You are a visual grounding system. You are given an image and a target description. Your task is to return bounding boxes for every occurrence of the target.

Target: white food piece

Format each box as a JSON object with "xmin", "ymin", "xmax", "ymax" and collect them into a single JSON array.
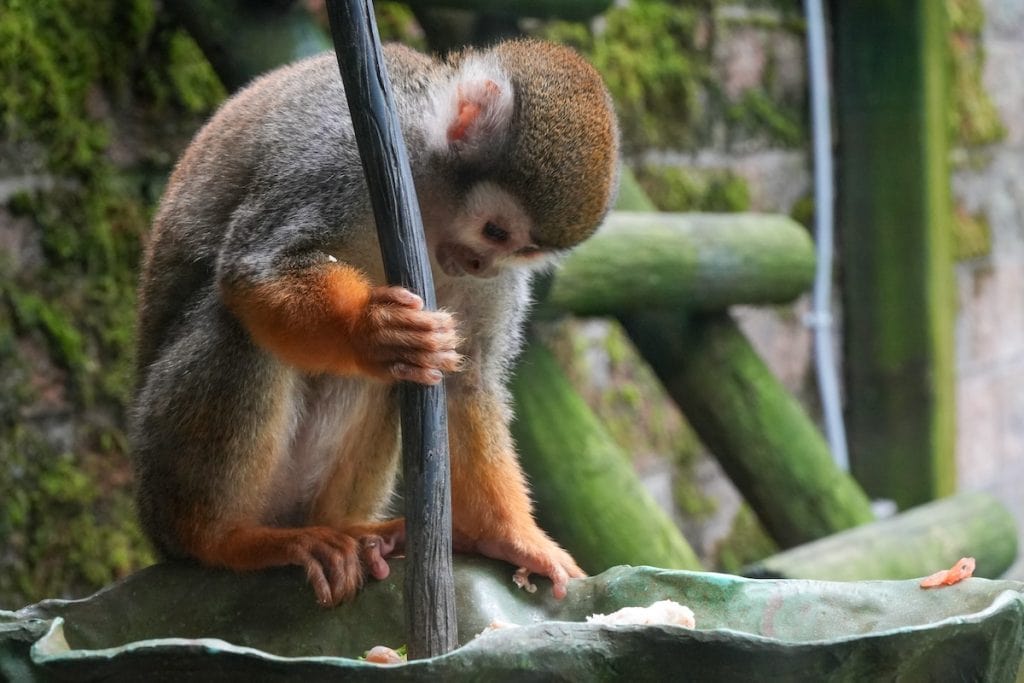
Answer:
[
  {"xmin": 512, "ymin": 567, "xmax": 538, "ymax": 593},
  {"xmin": 586, "ymin": 600, "xmax": 695, "ymax": 629},
  {"xmin": 476, "ymin": 620, "xmax": 520, "ymax": 638}
]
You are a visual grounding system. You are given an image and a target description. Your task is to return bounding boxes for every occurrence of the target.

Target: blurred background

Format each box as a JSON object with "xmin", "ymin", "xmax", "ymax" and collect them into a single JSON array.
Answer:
[{"xmin": 2, "ymin": 0, "xmax": 1023, "ymax": 607}]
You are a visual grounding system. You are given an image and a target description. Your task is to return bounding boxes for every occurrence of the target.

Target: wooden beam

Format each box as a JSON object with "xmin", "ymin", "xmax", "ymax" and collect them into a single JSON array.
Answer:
[
  {"xmin": 510, "ymin": 344, "xmax": 702, "ymax": 573},
  {"xmin": 622, "ymin": 312, "xmax": 875, "ymax": 549},
  {"xmin": 544, "ymin": 212, "xmax": 815, "ymax": 315},
  {"xmin": 833, "ymin": 1, "xmax": 956, "ymax": 507},
  {"xmin": 743, "ymin": 492, "xmax": 1018, "ymax": 581}
]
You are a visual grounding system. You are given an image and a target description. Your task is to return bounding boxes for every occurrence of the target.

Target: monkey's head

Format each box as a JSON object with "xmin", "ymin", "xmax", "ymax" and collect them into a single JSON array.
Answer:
[{"xmin": 425, "ymin": 39, "xmax": 619, "ymax": 278}]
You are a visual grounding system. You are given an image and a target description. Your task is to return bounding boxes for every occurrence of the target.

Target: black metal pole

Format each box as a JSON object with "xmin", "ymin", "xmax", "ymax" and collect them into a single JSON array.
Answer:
[{"xmin": 324, "ymin": 0, "xmax": 457, "ymax": 658}]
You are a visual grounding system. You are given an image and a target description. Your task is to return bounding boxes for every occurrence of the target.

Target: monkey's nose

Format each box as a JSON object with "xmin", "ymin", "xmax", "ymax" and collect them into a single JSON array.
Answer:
[{"xmin": 459, "ymin": 252, "xmax": 496, "ymax": 277}]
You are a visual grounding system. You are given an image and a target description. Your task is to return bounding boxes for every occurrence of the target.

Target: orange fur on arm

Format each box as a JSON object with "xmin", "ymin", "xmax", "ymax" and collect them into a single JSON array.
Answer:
[{"xmin": 222, "ymin": 264, "xmax": 371, "ymax": 374}]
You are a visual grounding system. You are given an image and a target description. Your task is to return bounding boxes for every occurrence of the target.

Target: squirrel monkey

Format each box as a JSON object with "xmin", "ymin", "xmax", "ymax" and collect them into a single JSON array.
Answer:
[{"xmin": 131, "ymin": 39, "xmax": 619, "ymax": 606}]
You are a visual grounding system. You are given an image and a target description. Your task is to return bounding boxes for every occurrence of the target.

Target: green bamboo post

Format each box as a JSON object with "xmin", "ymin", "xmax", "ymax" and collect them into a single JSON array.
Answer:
[
  {"xmin": 544, "ymin": 212, "xmax": 815, "ymax": 315},
  {"xmin": 510, "ymin": 344, "xmax": 702, "ymax": 573},
  {"xmin": 833, "ymin": 1, "xmax": 956, "ymax": 508},
  {"xmin": 539, "ymin": 211, "xmax": 871, "ymax": 548},
  {"xmin": 743, "ymin": 492, "xmax": 1017, "ymax": 581},
  {"xmin": 621, "ymin": 312, "xmax": 875, "ymax": 548}
]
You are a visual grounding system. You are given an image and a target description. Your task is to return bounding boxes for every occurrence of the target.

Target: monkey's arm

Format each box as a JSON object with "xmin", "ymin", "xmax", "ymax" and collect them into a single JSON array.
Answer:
[
  {"xmin": 216, "ymin": 203, "xmax": 461, "ymax": 385},
  {"xmin": 447, "ymin": 383, "xmax": 585, "ymax": 599}
]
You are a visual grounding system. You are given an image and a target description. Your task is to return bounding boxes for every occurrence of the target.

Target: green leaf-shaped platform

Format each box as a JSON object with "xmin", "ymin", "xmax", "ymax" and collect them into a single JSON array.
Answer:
[{"xmin": 3, "ymin": 558, "xmax": 1022, "ymax": 681}]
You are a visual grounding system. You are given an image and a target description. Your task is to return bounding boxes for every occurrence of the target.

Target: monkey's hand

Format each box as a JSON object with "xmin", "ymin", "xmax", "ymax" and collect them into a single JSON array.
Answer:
[
  {"xmin": 223, "ymin": 271, "xmax": 461, "ymax": 381},
  {"xmin": 462, "ymin": 530, "xmax": 586, "ymax": 600},
  {"xmin": 353, "ymin": 286, "xmax": 463, "ymax": 385}
]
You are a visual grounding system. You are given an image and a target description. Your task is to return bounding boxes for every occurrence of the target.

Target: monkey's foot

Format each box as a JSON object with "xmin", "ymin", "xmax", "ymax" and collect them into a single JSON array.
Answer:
[
  {"xmin": 340, "ymin": 518, "xmax": 406, "ymax": 582},
  {"xmin": 194, "ymin": 525, "xmax": 366, "ymax": 607},
  {"xmin": 472, "ymin": 534, "xmax": 585, "ymax": 600}
]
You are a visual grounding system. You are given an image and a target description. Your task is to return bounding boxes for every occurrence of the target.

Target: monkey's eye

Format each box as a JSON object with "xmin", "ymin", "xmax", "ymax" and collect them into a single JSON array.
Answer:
[{"xmin": 482, "ymin": 222, "xmax": 510, "ymax": 244}]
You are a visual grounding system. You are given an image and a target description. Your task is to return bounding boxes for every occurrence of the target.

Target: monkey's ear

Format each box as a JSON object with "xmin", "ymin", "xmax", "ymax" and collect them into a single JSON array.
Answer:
[{"xmin": 428, "ymin": 63, "xmax": 514, "ymax": 160}]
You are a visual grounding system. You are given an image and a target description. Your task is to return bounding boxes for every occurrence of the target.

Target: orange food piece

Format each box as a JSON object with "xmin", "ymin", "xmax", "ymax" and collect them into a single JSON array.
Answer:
[
  {"xmin": 919, "ymin": 557, "xmax": 976, "ymax": 588},
  {"xmin": 364, "ymin": 646, "xmax": 406, "ymax": 664}
]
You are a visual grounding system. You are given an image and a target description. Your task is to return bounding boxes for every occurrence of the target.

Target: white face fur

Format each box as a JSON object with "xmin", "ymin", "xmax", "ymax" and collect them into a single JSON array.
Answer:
[{"xmin": 432, "ymin": 182, "xmax": 556, "ymax": 279}]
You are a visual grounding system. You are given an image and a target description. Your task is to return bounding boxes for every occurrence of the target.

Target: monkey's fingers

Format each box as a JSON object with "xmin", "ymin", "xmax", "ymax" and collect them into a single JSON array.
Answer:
[
  {"xmin": 303, "ymin": 543, "xmax": 361, "ymax": 606},
  {"xmin": 359, "ymin": 537, "xmax": 392, "ymax": 580},
  {"xmin": 391, "ymin": 362, "xmax": 444, "ymax": 385},
  {"xmin": 369, "ymin": 305, "xmax": 459, "ymax": 336},
  {"xmin": 370, "ymin": 325, "xmax": 462, "ymax": 356},
  {"xmin": 280, "ymin": 528, "xmax": 364, "ymax": 607},
  {"xmin": 389, "ymin": 348, "xmax": 464, "ymax": 371},
  {"xmin": 369, "ymin": 286, "xmax": 424, "ymax": 310},
  {"xmin": 338, "ymin": 519, "xmax": 407, "ymax": 582}
]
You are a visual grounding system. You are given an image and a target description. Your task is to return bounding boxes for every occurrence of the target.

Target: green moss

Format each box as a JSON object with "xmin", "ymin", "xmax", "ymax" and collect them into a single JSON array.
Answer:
[
  {"xmin": 6, "ymin": 183, "xmax": 145, "ymax": 408},
  {"xmin": 1, "ymin": 0, "xmax": 138, "ymax": 172},
  {"xmin": 374, "ymin": 2, "xmax": 427, "ymax": 51},
  {"xmin": 540, "ymin": 1, "xmax": 810, "ymax": 153},
  {"xmin": 634, "ymin": 165, "xmax": 751, "ymax": 213},
  {"xmin": 0, "ymin": 426, "xmax": 154, "ymax": 606},
  {"xmin": 0, "ymin": 0, "xmax": 224, "ymax": 174},
  {"xmin": 952, "ymin": 204, "xmax": 992, "ymax": 260},
  {"xmin": 544, "ymin": 319, "xmax": 719, "ymax": 527},
  {"xmin": 947, "ymin": 0, "xmax": 985, "ymax": 35},
  {"xmin": 544, "ymin": 2, "xmax": 710, "ymax": 152},
  {"xmin": 1, "ymin": 180, "xmax": 152, "ymax": 606},
  {"xmin": 789, "ymin": 194, "xmax": 815, "ymax": 230},
  {"xmin": 725, "ymin": 88, "xmax": 803, "ymax": 147},
  {"xmin": 163, "ymin": 30, "xmax": 228, "ymax": 114},
  {"xmin": 947, "ymin": 0, "xmax": 1004, "ymax": 147},
  {"xmin": 713, "ymin": 505, "xmax": 778, "ymax": 573},
  {"xmin": 0, "ymin": 1, "xmax": 224, "ymax": 606},
  {"xmin": 614, "ymin": 167, "xmax": 658, "ymax": 212}
]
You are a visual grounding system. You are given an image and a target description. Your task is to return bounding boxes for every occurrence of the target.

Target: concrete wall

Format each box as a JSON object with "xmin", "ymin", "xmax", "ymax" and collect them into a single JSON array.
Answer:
[
  {"xmin": 952, "ymin": 1, "xmax": 1024, "ymax": 571},
  {"xmin": 659, "ymin": 2, "xmax": 1024, "ymax": 573}
]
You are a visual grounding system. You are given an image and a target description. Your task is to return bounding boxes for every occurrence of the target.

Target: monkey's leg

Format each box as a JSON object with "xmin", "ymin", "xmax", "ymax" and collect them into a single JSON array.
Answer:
[
  {"xmin": 447, "ymin": 388, "xmax": 585, "ymax": 599},
  {"xmin": 132, "ymin": 303, "xmax": 369, "ymax": 607},
  {"xmin": 308, "ymin": 382, "xmax": 406, "ymax": 582}
]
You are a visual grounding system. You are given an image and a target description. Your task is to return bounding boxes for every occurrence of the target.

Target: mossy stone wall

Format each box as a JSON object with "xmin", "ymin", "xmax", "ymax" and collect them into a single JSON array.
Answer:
[{"xmin": 0, "ymin": 0, "xmax": 223, "ymax": 607}]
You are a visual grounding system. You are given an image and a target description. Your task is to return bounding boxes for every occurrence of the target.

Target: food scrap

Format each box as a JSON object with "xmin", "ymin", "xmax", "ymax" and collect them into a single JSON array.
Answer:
[
  {"xmin": 363, "ymin": 645, "xmax": 407, "ymax": 664},
  {"xmin": 919, "ymin": 557, "xmax": 976, "ymax": 588},
  {"xmin": 586, "ymin": 600, "xmax": 696, "ymax": 629},
  {"xmin": 475, "ymin": 620, "xmax": 520, "ymax": 638},
  {"xmin": 512, "ymin": 567, "xmax": 538, "ymax": 593}
]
